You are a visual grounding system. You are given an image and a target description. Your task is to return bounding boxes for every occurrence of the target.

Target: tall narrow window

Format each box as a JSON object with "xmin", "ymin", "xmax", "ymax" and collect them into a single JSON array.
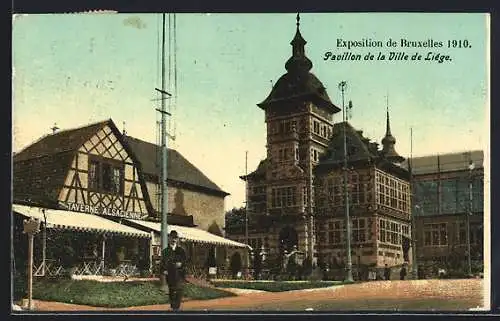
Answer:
[
  {"xmin": 102, "ymin": 163, "xmax": 113, "ymax": 192},
  {"xmin": 89, "ymin": 160, "xmax": 100, "ymax": 190},
  {"xmin": 113, "ymin": 167, "xmax": 123, "ymax": 194},
  {"xmin": 313, "ymin": 121, "xmax": 320, "ymax": 134}
]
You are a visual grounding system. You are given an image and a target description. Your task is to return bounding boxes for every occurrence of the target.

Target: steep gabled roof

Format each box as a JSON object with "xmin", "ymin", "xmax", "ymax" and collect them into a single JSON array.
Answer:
[
  {"xmin": 14, "ymin": 119, "xmax": 110, "ymax": 162},
  {"xmin": 122, "ymin": 136, "xmax": 229, "ymax": 197},
  {"xmin": 257, "ymin": 72, "xmax": 340, "ymax": 113},
  {"xmin": 240, "ymin": 158, "xmax": 268, "ymax": 181},
  {"xmin": 13, "ymin": 118, "xmax": 230, "ymax": 205},
  {"xmin": 13, "ymin": 119, "xmax": 114, "ymax": 204},
  {"xmin": 315, "ymin": 122, "xmax": 409, "ymax": 179},
  {"xmin": 14, "ymin": 151, "xmax": 75, "ymax": 205},
  {"xmin": 318, "ymin": 122, "xmax": 378, "ymax": 166}
]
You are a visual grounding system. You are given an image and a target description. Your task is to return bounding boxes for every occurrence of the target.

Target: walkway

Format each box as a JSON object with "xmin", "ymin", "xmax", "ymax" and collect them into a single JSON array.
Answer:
[{"xmin": 28, "ymin": 279, "xmax": 485, "ymax": 312}]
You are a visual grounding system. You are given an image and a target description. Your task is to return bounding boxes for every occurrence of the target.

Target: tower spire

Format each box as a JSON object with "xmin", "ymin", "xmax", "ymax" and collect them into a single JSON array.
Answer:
[
  {"xmin": 381, "ymin": 95, "xmax": 404, "ymax": 163},
  {"xmin": 385, "ymin": 94, "xmax": 392, "ymax": 137},
  {"xmin": 285, "ymin": 13, "xmax": 312, "ymax": 74}
]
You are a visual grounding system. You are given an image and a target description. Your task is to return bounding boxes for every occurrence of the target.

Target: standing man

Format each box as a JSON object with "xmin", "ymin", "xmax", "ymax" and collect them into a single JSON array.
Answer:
[
  {"xmin": 384, "ymin": 264, "xmax": 391, "ymax": 280},
  {"xmin": 400, "ymin": 263, "xmax": 407, "ymax": 280},
  {"xmin": 161, "ymin": 230, "xmax": 187, "ymax": 311}
]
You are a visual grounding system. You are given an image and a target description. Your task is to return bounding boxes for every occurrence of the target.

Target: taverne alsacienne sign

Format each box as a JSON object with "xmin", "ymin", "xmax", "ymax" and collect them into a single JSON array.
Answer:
[{"xmin": 60, "ymin": 202, "xmax": 147, "ymax": 220}]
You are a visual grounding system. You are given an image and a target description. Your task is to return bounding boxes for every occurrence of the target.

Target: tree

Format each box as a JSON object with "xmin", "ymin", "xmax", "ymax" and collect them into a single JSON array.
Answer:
[{"xmin": 225, "ymin": 207, "xmax": 246, "ymax": 230}]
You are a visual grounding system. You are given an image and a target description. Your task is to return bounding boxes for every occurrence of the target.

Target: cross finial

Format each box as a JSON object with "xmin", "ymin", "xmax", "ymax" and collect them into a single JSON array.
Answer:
[
  {"xmin": 51, "ymin": 123, "xmax": 59, "ymax": 134},
  {"xmin": 296, "ymin": 13, "xmax": 300, "ymax": 27}
]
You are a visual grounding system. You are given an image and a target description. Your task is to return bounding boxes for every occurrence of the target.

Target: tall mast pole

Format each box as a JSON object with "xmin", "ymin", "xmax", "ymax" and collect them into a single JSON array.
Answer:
[
  {"xmin": 245, "ymin": 151, "xmax": 249, "ymax": 246},
  {"xmin": 159, "ymin": 13, "xmax": 170, "ymax": 284},
  {"xmin": 410, "ymin": 128, "xmax": 418, "ymax": 279},
  {"xmin": 339, "ymin": 81, "xmax": 353, "ymax": 282}
]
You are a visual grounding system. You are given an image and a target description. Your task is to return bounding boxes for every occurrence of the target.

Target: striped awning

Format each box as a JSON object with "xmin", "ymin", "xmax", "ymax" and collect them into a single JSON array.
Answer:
[
  {"xmin": 126, "ymin": 219, "xmax": 250, "ymax": 249},
  {"xmin": 13, "ymin": 204, "xmax": 151, "ymax": 238}
]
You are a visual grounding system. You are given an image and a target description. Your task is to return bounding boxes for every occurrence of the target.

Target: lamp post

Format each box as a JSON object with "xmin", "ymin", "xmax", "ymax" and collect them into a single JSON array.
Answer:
[
  {"xmin": 23, "ymin": 218, "xmax": 41, "ymax": 310},
  {"xmin": 358, "ymin": 244, "xmax": 363, "ymax": 281},
  {"xmin": 412, "ymin": 204, "xmax": 420, "ymax": 279},
  {"xmin": 339, "ymin": 81, "xmax": 353, "ymax": 282},
  {"xmin": 466, "ymin": 159, "xmax": 474, "ymax": 276},
  {"xmin": 409, "ymin": 128, "xmax": 418, "ymax": 280}
]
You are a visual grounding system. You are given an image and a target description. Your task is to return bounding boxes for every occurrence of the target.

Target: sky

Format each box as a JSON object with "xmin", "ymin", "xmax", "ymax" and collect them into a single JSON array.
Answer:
[{"xmin": 12, "ymin": 13, "xmax": 489, "ymax": 211}]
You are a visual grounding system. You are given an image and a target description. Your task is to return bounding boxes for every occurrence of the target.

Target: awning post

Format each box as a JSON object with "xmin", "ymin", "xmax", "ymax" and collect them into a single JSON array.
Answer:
[
  {"xmin": 41, "ymin": 210, "xmax": 47, "ymax": 276},
  {"xmin": 149, "ymin": 231, "xmax": 154, "ymax": 273},
  {"xmin": 101, "ymin": 234, "xmax": 106, "ymax": 273}
]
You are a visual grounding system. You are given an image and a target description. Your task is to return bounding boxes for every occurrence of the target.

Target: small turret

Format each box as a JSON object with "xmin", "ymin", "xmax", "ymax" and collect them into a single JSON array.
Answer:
[{"xmin": 381, "ymin": 99, "xmax": 404, "ymax": 163}]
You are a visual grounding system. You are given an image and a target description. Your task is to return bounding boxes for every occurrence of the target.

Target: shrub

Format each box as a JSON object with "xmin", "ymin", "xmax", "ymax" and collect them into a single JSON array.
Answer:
[
  {"xmin": 212, "ymin": 280, "xmax": 342, "ymax": 292},
  {"xmin": 13, "ymin": 273, "xmax": 27, "ymax": 301},
  {"xmin": 30, "ymin": 279, "xmax": 235, "ymax": 308}
]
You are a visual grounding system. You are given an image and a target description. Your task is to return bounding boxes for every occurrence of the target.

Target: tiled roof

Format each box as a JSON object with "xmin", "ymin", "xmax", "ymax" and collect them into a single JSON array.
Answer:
[
  {"xmin": 241, "ymin": 158, "xmax": 268, "ymax": 180},
  {"xmin": 318, "ymin": 121, "xmax": 379, "ymax": 166},
  {"xmin": 13, "ymin": 151, "xmax": 75, "ymax": 204},
  {"xmin": 13, "ymin": 118, "xmax": 229, "ymax": 205},
  {"xmin": 13, "ymin": 119, "xmax": 112, "ymax": 204},
  {"xmin": 258, "ymin": 72, "xmax": 340, "ymax": 113},
  {"xmin": 14, "ymin": 119, "xmax": 109, "ymax": 162},
  {"xmin": 400, "ymin": 150, "xmax": 484, "ymax": 175},
  {"xmin": 122, "ymin": 136, "xmax": 229, "ymax": 196},
  {"xmin": 315, "ymin": 122, "xmax": 409, "ymax": 179}
]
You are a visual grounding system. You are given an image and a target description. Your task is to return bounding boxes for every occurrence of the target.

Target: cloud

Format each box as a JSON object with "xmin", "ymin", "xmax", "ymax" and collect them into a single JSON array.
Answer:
[{"xmin": 123, "ymin": 16, "xmax": 147, "ymax": 29}]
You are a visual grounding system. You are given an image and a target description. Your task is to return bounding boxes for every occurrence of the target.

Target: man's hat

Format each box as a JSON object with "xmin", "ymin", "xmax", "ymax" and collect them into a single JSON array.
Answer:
[{"xmin": 169, "ymin": 230, "xmax": 179, "ymax": 239}]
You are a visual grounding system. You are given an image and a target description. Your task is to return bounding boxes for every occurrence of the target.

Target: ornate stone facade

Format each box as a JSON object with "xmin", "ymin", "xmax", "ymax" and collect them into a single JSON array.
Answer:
[{"xmin": 227, "ymin": 15, "xmax": 413, "ymax": 271}]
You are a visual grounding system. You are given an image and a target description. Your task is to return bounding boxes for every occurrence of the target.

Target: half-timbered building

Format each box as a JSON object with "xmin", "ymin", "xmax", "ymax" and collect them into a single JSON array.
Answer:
[{"xmin": 13, "ymin": 119, "xmax": 248, "ymax": 279}]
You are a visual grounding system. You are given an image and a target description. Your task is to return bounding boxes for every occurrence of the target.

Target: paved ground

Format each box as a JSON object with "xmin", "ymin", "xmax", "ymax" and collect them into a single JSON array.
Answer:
[{"xmin": 28, "ymin": 279, "xmax": 485, "ymax": 312}]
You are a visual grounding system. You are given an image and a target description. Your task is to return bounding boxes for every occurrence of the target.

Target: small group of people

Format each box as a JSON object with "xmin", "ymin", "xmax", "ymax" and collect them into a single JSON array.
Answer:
[{"xmin": 384, "ymin": 263, "xmax": 407, "ymax": 280}]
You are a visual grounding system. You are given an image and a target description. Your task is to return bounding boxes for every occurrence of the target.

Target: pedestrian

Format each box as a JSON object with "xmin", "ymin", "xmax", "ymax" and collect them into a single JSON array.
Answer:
[
  {"xmin": 161, "ymin": 230, "xmax": 187, "ymax": 312},
  {"xmin": 400, "ymin": 264, "xmax": 407, "ymax": 280},
  {"xmin": 384, "ymin": 264, "xmax": 391, "ymax": 280}
]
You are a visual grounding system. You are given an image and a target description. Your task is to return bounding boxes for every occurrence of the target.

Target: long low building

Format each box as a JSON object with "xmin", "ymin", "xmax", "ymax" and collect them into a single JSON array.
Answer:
[
  {"xmin": 13, "ymin": 119, "xmax": 249, "ymax": 279},
  {"xmin": 402, "ymin": 150, "xmax": 484, "ymax": 276}
]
